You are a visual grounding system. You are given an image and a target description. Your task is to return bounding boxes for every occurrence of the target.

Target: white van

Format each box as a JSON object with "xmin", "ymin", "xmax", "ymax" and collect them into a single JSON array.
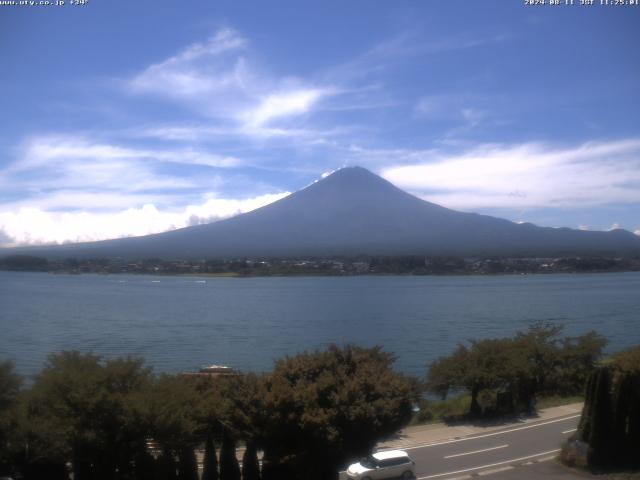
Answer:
[{"xmin": 346, "ymin": 449, "xmax": 415, "ymax": 479}]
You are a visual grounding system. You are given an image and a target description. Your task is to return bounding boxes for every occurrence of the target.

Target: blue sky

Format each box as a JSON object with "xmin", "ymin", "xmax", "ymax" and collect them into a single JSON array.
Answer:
[{"xmin": 1, "ymin": 0, "xmax": 639, "ymax": 246}]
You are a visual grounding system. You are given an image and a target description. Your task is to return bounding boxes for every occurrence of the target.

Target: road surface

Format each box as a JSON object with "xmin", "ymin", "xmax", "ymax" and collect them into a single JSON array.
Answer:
[{"xmin": 342, "ymin": 413, "xmax": 580, "ymax": 479}]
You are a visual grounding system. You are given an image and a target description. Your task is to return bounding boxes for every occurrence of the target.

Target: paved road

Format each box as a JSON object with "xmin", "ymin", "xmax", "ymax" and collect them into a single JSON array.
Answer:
[
  {"xmin": 343, "ymin": 413, "xmax": 580, "ymax": 479},
  {"xmin": 477, "ymin": 457, "xmax": 592, "ymax": 480},
  {"xmin": 398, "ymin": 414, "xmax": 578, "ymax": 479}
]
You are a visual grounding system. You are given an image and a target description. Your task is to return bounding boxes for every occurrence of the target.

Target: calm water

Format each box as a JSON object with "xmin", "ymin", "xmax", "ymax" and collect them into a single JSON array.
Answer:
[{"xmin": 1, "ymin": 271, "xmax": 639, "ymax": 379}]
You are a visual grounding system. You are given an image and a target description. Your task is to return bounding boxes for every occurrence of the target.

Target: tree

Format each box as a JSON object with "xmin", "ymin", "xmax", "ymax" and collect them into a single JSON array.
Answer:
[
  {"xmin": 0, "ymin": 361, "xmax": 22, "ymax": 476},
  {"xmin": 177, "ymin": 446, "xmax": 199, "ymax": 480},
  {"xmin": 465, "ymin": 338, "xmax": 517, "ymax": 415},
  {"xmin": 610, "ymin": 346, "xmax": 640, "ymax": 468},
  {"xmin": 241, "ymin": 442, "xmax": 261, "ymax": 480},
  {"xmin": 585, "ymin": 367, "xmax": 613, "ymax": 468},
  {"xmin": 133, "ymin": 450, "xmax": 156, "ymax": 480},
  {"xmin": 146, "ymin": 374, "xmax": 208, "ymax": 453},
  {"xmin": 551, "ymin": 331, "xmax": 607, "ymax": 396},
  {"xmin": 426, "ymin": 344, "xmax": 469, "ymax": 400},
  {"xmin": 156, "ymin": 448, "xmax": 178, "ymax": 480},
  {"xmin": 578, "ymin": 369, "xmax": 597, "ymax": 443},
  {"xmin": 427, "ymin": 323, "xmax": 606, "ymax": 417},
  {"xmin": 215, "ymin": 374, "xmax": 265, "ymax": 444},
  {"xmin": 24, "ymin": 351, "xmax": 152, "ymax": 479},
  {"xmin": 576, "ymin": 346, "xmax": 640, "ymax": 470},
  {"xmin": 219, "ymin": 429, "xmax": 241, "ymax": 480},
  {"xmin": 201, "ymin": 433, "xmax": 219, "ymax": 480},
  {"xmin": 427, "ymin": 339, "xmax": 516, "ymax": 416},
  {"xmin": 260, "ymin": 344, "xmax": 417, "ymax": 480}
]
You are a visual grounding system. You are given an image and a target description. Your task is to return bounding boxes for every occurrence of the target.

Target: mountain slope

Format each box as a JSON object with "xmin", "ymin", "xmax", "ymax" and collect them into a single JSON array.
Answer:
[{"xmin": 4, "ymin": 167, "xmax": 640, "ymax": 259}]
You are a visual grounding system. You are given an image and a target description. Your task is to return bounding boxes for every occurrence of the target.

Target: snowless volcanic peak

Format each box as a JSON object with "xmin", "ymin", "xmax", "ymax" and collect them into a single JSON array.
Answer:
[{"xmin": 4, "ymin": 167, "xmax": 640, "ymax": 259}]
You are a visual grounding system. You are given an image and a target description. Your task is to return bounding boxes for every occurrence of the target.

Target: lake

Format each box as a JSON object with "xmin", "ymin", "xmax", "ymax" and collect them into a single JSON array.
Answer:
[{"xmin": 1, "ymin": 271, "xmax": 639, "ymax": 379}]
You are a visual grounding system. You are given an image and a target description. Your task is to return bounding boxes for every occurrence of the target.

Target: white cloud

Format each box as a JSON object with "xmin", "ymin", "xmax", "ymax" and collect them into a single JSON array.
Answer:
[
  {"xmin": 324, "ymin": 31, "xmax": 509, "ymax": 85},
  {"xmin": 17, "ymin": 136, "xmax": 241, "ymax": 170},
  {"xmin": 635, "ymin": 229, "xmax": 640, "ymax": 236},
  {"xmin": 130, "ymin": 28, "xmax": 249, "ymax": 101},
  {"xmin": 0, "ymin": 135, "xmax": 250, "ymax": 216},
  {"xmin": 609, "ymin": 222, "xmax": 621, "ymax": 231},
  {"xmin": 241, "ymin": 88, "xmax": 327, "ymax": 128},
  {"xmin": 414, "ymin": 95, "xmax": 489, "ymax": 133},
  {"xmin": 378, "ymin": 139, "xmax": 640, "ymax": 210},
  {"xmin": 0, "ymin": 192, "xmax": 289, "ymax": 247},
  {"xmin": 127, "ymin": 28, "xmax": 340, "ymax": 141}
]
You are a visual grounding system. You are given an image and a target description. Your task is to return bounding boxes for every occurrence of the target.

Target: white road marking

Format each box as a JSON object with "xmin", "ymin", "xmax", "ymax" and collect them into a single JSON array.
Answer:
[
  {"xmin": 399, "ymin": 415, "xmax": 580, "ymax": 451},
  {"xmin": 416, "ymin": 449, "xmax": 560, "ymax": 479},
  {"xmin": 444, "ymin": 444, "xmax": 508, "ymax": 459},
  {"xmin": 477, "ymin": 465, "xmax": 513, "ymax": 476},
  {"xmin": 562, "ymin": 428, "xmax": 577, "ymax": 434},
  {"xmin": 535, "ymin": 455, "xmax": 558, "ymax": 463}
]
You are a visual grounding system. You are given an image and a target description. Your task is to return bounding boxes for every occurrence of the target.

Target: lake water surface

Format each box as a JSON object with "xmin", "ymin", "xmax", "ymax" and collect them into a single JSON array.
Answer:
[{"xmin": 1, "ymin": 271, "xmax": 639, "ymax": 378}]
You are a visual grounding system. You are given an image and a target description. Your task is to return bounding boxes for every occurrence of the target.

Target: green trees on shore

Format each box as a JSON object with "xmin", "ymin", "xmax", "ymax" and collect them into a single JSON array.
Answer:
[
  {"xmin": 0, "ymin": 345, "xmax": 416, "ymax": 480},
  {"xmin": 2, "ymin": 328, "xmax": 636, "ymax": 479},
  {"xmin": 258, "ymin": 345, "xmax": 417, "ymax": 480},
  {"xmin": 426, "ymin": 323, "xmax": 606, "ymax": 417}
]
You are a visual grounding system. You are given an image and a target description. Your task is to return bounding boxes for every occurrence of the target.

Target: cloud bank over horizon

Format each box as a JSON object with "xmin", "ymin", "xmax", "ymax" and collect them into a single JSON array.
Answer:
[{"xmin": 0, "ymin": 192, "xmax": 289, "ymax": 247}]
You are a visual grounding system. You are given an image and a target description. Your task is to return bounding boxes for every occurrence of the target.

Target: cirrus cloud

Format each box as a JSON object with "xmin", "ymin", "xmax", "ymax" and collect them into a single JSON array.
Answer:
[{"xmin": 379, "ymin": 139, "xmax": 640, "ymax": 210}]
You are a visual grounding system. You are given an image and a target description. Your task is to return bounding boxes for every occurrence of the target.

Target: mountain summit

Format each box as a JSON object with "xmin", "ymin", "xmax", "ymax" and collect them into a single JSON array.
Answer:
[{"xmin": 6, "ymin": 167, "xmax": 640, "ymax": 259}]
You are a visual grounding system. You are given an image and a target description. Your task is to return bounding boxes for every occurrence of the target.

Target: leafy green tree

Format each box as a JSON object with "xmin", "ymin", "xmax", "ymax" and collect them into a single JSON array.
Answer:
[
  {"xmin": 146, "ymin": 374, "xmax": 207, "ymax": 453},
  {"xmin": 550, "ymin": 331, "xmax": 606, "ymax": 395},
  {"xmin": 24, "ymin": 351, "xmax": 152, "ymax": 479},
  {"xmin": 427, "ymin": 323, "xmax": 606, "ymax": 416},
  {"xmin": 260, "ymin": 344, "xmax": 417, "ymax": 480},
  {"xmin": 426, "ymin": 344, "xmax": 469, "ymax": 400},
  {"xmin": 0, "ymin": 361, "xmax": 20, "ymax": 411},
  {"xmin": 215, "ymin": 374, "xmax": 265, "ymax": 443},
  {"xmin": 427, "ymin": 339, "xmax": 515, "ymax": 416},
  {"xmin": 0, "ymin": 361, "xmax": 22, "ymax": 475},
  {"xmin": 465, "ymin": 338, "xmax": 517, "ymax": 415}
]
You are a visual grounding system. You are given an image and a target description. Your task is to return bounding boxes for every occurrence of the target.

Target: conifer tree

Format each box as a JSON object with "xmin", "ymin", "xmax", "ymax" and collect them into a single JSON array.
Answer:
[
  {"xmin": 611, "ymin": 375, "xmax": 631, "ymax": 465},
  {"xmin": 157, "ymin": 449, "xmax": 178, "ymax": 480},
  {"xmin": 578, "ymin": 370, "xmax": 598, "ymax": 442},
  {"xmin": 586, "ymin": 368, "xmax": 613, "ymax": 468},
  {"xmin": 202, "ymin": 434, "xmax": 219, "ymax": 480},
  {"xmin": 219, "ymin": 430, "xmax": 241, "ymax": 480},
  {"xmin": 241, "ymin": 442, "xmax": 260, "ymax": 480},
  {"xmin": 133, "ymin": 450, "xmax": 156, "ymax": 480},
  {"xmin": 178, "ymin": 446, "xmax": 199, "ymax": 480}
]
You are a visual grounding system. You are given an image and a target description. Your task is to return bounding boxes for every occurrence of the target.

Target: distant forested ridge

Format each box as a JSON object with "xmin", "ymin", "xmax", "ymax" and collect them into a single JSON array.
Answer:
[{"xmin": 2, "ymin": 254, "xmax": 640, "ymax": 276}]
